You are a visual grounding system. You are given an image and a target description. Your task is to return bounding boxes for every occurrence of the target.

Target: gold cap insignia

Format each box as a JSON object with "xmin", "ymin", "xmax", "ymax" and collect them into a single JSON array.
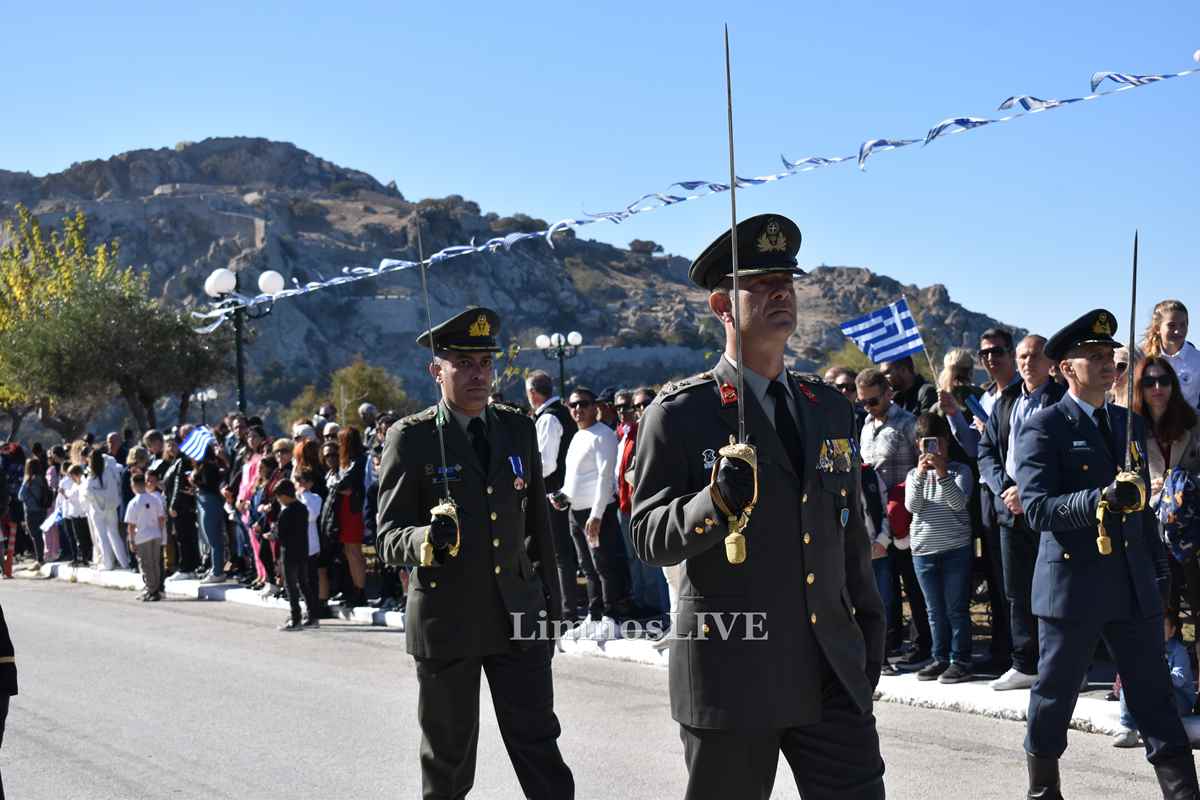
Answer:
[
  {"xmin": 1092, "ymin": 313, "xmax": 1113, "ymax": 336},
  {"xmin": 468, "ymin": 313, "xmax": 491, "ymax": 337},
  {"xmin": 756, "ymin": 218, "xmax": 788, "ymax": 253}
]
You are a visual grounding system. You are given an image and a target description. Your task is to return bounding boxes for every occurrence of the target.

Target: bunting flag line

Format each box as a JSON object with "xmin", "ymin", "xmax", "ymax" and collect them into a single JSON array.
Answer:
[{"xmin": 193, "ymin": 60, "xmax": 1198, "ymax": 331}]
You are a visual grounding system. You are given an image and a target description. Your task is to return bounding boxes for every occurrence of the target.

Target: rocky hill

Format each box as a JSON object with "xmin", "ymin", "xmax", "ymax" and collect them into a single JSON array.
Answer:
[{"xmin": 0, "ymin": 137, "xmax": 1018, "ymax": 407}]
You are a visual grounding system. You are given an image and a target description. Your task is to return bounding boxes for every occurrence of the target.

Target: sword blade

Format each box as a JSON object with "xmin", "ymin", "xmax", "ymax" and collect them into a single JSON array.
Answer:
[
  {"xmin": 415, "ymin": 215, "xmax": 454, "ymax": 502},
  {"xmin": 1124, "ymin": 230, "xmax": 1137, "ymax": 470},
  {"xmin": 724, "ymin": 24, "xmax": 747, "ymax": 444}
]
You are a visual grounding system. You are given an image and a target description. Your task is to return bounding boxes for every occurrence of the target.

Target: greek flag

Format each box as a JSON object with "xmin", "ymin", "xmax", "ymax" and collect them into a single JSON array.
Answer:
[
  {"xmin": 840, "ymin": 298, "xmax": 926, "ymax": 363},
  {"xmin": 180, "ymin": 426, "xmax": 217, "ymax": 461}
]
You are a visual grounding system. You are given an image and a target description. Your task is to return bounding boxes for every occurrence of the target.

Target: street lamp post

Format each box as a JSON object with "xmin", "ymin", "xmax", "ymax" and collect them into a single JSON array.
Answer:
[
  {"xmin": 534, "ymin": 331, "xmax": 583, "ymax": 399},
  {"xmin": 205, "ymin": 267, "xmax": 284, "ymax": 414},
  {"xmin": 190, "ymin": 388, "xmax": 219, "ymax": 425}
]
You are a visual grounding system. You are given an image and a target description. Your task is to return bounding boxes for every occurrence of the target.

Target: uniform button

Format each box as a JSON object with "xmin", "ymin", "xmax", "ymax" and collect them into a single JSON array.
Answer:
[
  {"xmin": 702, "ymin": 624, "xmax": 711, "ymax": 635},
  {"xmin": 851, "ymin": 606, "xmax": 856, "ymax": 615},
  {"xmin": 840, "ymin": 488, "xmax": 848, "ymax": 498},
  {"xmin": 492, "ymin": 538, "xmax": 500, "ymax": 548},
  {"xmin": 1063, "ymin": 553, "xmax": 1071, "ymax": 560},
  {"xmin": 803, "ymin": 533, "xmax": 812, "ymax": 544},
  {"xmin": 694, "ymin": 526, "xmax": 704, "ymax": 534},
  {"xmin": 487, "ymin": 486, "xmax": 494, "ymax": 495},
  {"xmin": 430, "ymin": 581, "xmax": 438, "ymax": 588},
  {"xmin": 494, "ymin": 565, "xmax": 501, "ymax": 574},
  {"xmin": 1082, "ymin": 464, "xmax": 1089, "ymax": 472},
  {"xmin": 810, "ymin": 613, "xmax": 817, "ymax": 625},
  {"xmin": 490, "ymin": 512, "xmax": 497, "ymax": 521},
  {"xmin": 802, "ymin": 493, "xmax": 808, "ymax": 503},
  {"xmin": 704, "ymin": 517, "xmax": 715, "ymax": 526},
  {"xmin": 806, "ymin": 573, "xmax": 815, "ymax": 585}
]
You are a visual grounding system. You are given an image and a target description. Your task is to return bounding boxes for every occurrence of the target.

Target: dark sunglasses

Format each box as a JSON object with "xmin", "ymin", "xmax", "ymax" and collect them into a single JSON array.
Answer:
[
  {"xmin": 862, "ymin": 396, "xmax": 882, "ymax": 408},
  {"xmin": 978, "ymin": 347, "xmax": 1009, "ymax": 359},
  {"xmin": 568, "ymin": 400, "xmax": 593, "ymax": 409},
  {"xmin": 1141, "ymin": 375, "xmax": 1171, "ymax": 389},
  {"xmin": 635, "ymin": 400, "xmax": 652, "ymax": 409},
  {"xmin": 834, "ymin": 382, "xmax": 856, "ymax": 393},
  {"xmin": 615, "ymin": 404, "xmax": 633, "ymax": 412},
  {"xmin": 1115, "ymin": 362, "xmax": 1128, "ymax": 373}
]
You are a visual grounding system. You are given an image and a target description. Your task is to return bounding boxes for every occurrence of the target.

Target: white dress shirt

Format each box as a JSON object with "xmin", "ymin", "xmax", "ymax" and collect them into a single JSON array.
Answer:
[
  {"xmin": 562, "ymin": 422, "xmax": 618, "ymax": 520},
  {"xmin": 534, "ymin": 396, "xmax": 565, "ymax": 479}
]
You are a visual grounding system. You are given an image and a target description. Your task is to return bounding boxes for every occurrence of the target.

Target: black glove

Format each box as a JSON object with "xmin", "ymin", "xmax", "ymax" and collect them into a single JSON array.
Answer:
[
  {"xmin": 866, "ymin": 660, "xmax": 882, "ymax": 691},
  {"xmin": 1102, "ymin": 477, "xmax": 1142, "ymax": 513},
  {"xmin": 714, "ymin": 453, "xmax": 755, "ymax": 515},
  {"xmin": 428, "ymin": 514, "xmax": 458, "ymax": 550}
]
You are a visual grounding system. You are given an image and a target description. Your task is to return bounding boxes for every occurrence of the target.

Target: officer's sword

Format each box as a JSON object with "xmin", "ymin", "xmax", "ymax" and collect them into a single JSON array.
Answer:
[
  {"xmin": 715, "ymin": 24, "xmax": 759, "ymax": 565},
  {"xmin": 414, "ymin": 216, "xmax": 461, "ymax": 566},
  {"xmin": 1096, "ymin": 230, "xmax": 1147, "ymax": 556}
]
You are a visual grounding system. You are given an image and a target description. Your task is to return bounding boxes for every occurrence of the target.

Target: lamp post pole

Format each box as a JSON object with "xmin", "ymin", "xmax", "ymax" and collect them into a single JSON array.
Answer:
[
  {"xmin": 233, "ymin": 305, "xmax": 247, "ymax": 414},
  {"xmin": 205, "ymin": 266, "xmax": 284, "ymax": 418},
  {"xmin": 556, "ymin": 348, "xmax": 567, "ymax": 400}
]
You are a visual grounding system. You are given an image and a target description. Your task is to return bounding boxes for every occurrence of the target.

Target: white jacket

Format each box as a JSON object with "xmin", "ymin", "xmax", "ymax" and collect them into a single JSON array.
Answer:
[{"xmin": 83, "ymin": 464, "xmax": 124, "ymax": 516}]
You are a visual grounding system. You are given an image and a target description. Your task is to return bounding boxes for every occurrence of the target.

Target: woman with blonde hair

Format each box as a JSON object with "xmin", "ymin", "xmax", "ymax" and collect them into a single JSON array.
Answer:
[
  {"xmin": 938, "ymin": 348, "xmax": 977, "ymax": 394},
  {"xmin": 1141, "ymin": 299, "xmax": 1200, "ymax": 409}
]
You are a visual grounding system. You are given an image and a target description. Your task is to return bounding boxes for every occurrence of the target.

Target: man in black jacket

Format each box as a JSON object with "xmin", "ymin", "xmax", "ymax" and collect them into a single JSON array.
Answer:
[
  {"xmin": 882, "ymin": 357, "xmax": 937, "ymax": 415},
  {"xmin": 979, "ymin": 334, "xmax": 1066, "ymax": 691}
]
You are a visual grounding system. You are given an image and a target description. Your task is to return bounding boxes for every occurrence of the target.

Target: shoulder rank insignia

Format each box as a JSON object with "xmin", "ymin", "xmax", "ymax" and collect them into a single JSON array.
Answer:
[
  {"xmin": 719, "ymin": 382, "xmax": 738, "ymax": 407},
  {"xmin": 797, "ymin": 382, "xmax": 818, "ymax": 405}
]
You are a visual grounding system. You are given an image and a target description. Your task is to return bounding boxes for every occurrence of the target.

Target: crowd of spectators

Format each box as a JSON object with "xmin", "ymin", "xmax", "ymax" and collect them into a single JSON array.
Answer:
[{"xmin": 4, "ymin": 298, "xmax": 1200, "ymax": 740}]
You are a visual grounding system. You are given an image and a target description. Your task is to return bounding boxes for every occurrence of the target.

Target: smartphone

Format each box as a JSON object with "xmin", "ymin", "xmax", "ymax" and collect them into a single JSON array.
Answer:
[
  {"xmin": 921, "ymin": 437, "xmax": 941, "ymax": 455},
  {"xmin": 964, "ymin": 394, "xmax": 988, "ymax": 423}
]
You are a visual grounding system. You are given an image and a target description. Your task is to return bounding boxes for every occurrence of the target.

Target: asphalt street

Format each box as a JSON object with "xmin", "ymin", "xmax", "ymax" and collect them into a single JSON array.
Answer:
[{"xmin": 0, "ymin": 579, "xmax": 1164, "ymax": 799}]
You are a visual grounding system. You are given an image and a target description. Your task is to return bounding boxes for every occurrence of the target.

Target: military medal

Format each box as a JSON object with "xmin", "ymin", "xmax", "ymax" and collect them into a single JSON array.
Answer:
[
  {"xmin": 509, "ymin": 455, "xmax": 526, "ymax": 491},
  {"xmin": 840, "ymin": 508, "xmax": 850, "ymax": 528}
]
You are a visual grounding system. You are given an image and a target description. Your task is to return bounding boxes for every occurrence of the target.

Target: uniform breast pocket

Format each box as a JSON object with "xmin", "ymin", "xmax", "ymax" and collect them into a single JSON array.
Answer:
[{"xmin": 818, "ymin": 473, "xmax": 853, "ymax": 529}]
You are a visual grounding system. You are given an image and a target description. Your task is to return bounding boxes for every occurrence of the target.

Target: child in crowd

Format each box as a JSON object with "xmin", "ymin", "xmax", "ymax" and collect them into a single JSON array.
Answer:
[
  {"xmin": 1114, "ymin": 609, "xmax": 1198, "ymax": 748},
  {"xmin": 60, "ymin": 464, "xmax": 92, "ymax": 567},
  {"xmin": 125, "ymin": 472, "xmax": 167, "ymax": 601},
  {"xmin": 270, "ymin": 479, "xmax": 319, "ymax": 631},
  {"xmin": 904, "ymin": 413, "xmax": 975, "ymax": 684},
  {"xmin": 18, "ymin": 459, "xmax": 50, "ymax": 567}
]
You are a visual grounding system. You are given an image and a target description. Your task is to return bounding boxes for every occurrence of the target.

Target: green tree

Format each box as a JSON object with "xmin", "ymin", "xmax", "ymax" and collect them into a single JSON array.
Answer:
[
  {"xmin": 283, "ymin": 356, "xmax": 420, "ymax": 431},
  {"xmin": 0, "ymin": 204, "xmax": 231, "ymax": 433}
]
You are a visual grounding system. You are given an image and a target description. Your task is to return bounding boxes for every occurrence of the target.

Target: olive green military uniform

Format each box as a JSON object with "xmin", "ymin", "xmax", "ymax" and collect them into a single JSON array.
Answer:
[
  {"xmin": 376, "ymin": 307, "xmax": 573, "ymax": 800},
  {"xmin": 630, "ymin": 214, "xmax": 886, "ymax": 800}
]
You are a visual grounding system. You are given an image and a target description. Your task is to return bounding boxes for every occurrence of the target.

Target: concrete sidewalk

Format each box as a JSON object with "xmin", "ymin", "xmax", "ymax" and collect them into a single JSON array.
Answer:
[{"xmin": 15, "ymin": 559, "xmax": 1132, "ymax": 737}]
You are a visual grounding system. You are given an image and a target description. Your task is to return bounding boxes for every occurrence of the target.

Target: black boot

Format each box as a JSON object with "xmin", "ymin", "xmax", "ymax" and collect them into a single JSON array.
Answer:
[
  {"xmin": 1027, "ymin": 752, "xmax": 1063, "ymax": 800},
  {"xmin": 1154, "ymin": 754, "xmax": 1200, "ymax": 800}
]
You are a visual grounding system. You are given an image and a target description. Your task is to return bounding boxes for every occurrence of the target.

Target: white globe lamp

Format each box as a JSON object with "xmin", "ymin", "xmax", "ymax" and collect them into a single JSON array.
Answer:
[
  {"xmin": 258, "ymin": 270, "xmax": 285, "ymax": 295},
  {"xmin": 567, "ymin": 331, "xmax": 583, "ymax": 347},
  {"xmin": 209, "ymin": 268, "xmax": 237, "ymax": 296},
  {"xmin": 535, "ymin": 334, "xmax": 551, "ymax": 350}
]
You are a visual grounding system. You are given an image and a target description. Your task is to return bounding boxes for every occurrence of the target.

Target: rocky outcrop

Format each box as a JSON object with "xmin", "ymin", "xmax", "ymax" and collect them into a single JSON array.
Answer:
[{"xmin": 0, "ymin": 137, "xmax": 1018, "ymax": 405}]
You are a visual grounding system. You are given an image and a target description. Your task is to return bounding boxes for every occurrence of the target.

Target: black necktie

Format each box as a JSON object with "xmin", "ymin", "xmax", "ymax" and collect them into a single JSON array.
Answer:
[
  {"xmin": 767, "ymin": 381, "xmax": 805, "ymax": 477},
  {"xmin": 468, "ymin": 417, "xmax": 490, "ymax": 470},
  {"xmin": 1093, "ymin": 407, "xmax": 1116, "ymax": 460}
]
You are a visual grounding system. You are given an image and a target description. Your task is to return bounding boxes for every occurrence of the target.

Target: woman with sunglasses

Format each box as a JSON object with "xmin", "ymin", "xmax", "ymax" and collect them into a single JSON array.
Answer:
[{"xmin": 1131, "ymin": 357, "xmax": 1200, "ymax": 634}]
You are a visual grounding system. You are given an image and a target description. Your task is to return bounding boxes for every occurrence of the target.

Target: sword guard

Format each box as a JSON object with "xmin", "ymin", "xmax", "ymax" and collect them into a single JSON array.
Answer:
[
  {"xmin": 1113, "ymin": 470, "xmax": 1147, "ymax": 513},
  {"xmin": 711, "ymin": 436, "xmax": 759, "ymax": 565},
  {"xmin": 420, "ymin": 498, "xmax": 461, "ymax": 566},
  {"xmin": 1095, "ymin": 500, "xmax": 1113, "ymax": 556}
]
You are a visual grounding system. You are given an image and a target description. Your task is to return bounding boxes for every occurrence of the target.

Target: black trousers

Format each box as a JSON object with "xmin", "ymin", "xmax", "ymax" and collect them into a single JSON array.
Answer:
[
  {"xmin": 1168, "ymin": 553, "xmax": 1200, "ymax": 622},
  {"xmin": 548, "ymin": 505, "xmax": 583, "ymax": 618},
  {"xmin": 67, "ymin": 517, "xmax": 92, "ymax": 565},
  {"xmin": 282, "ymin": 551, "xmax": 318, "ymax": 624},
  {"xmin": 414, "ymin": 642, "xmax": 574, "ymax": 800},
  {"xmin": 978, "ymin": 519, "xmax": 1010, "ymax": 665},
  {"xmin": 679, "ymin": 678, "xmax": 885, "ymax": 800},
  {"xmin": 568, "ymin": 503, "xmax": 630, "ymax": 619},
  {"xmin": 887, "ymin": 544, "xmax": 931, "ymax": 655},
  {"xmin": 173, "ymin": 513, "xmax": 201, "ymax": 574},
  {"xmin": 1000, "ymin": 518, "xmax": 1040, "ymax": 674}
]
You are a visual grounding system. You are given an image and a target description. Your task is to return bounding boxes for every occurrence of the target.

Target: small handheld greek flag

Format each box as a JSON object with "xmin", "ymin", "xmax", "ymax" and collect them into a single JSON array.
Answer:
[
  {"xmin": 180, "ymin": 426, "xmax": 217, "ymax": 461},
  {"xmin": 840, "ymin": 298, "xmax": 926, "ymax": 363}
]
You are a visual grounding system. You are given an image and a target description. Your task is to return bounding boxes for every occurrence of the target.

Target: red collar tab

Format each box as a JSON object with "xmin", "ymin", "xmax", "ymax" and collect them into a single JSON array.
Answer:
[
  {"xmin": 719, "ymin": 383, "xmax": 738, "ymax": 407},
  {"xmin": 798, "ymin": 382, "xmax": 819, "ymax": 405}
]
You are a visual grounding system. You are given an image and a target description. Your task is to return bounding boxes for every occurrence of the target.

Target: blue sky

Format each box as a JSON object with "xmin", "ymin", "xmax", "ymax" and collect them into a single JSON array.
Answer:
[{"xmin": 4, "ymin": 1, "xmax": 1198, "ymax": 338}]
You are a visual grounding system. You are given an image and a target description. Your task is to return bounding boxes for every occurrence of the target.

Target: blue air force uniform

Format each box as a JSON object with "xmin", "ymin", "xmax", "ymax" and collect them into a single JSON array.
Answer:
[{"xmin": 1014, "ymin": 309, "xmax": 1196, "ymax": 799}]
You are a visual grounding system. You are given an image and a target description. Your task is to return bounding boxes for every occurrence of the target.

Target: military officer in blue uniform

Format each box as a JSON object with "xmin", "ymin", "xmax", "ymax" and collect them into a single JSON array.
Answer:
[
  {"xmin": 376, "ymin": 307, "xmax": 574, "ymax": 800},
  {"xmin": 631, "ymin": 214, "xmax": 886, "ymax": 800},
  {"xmin": 1015, "ymin": 309, "xmax": 1199, "ymax": 800}
]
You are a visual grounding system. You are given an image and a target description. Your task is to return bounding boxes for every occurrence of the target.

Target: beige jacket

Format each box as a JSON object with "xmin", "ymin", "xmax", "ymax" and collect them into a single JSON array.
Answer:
[{"xmin": 1148, "ymin": 422, "xmax": 1200, "ymax": 507}]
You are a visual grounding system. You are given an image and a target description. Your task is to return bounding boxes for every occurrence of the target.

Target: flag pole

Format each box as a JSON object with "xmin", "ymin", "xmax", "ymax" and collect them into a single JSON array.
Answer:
[{"xmin": 901, "ymin": 292, "xmax": 940, "ymax": 386}]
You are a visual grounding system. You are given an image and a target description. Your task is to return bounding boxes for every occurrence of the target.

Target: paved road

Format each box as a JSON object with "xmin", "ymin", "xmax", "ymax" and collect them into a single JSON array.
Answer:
[{"xmin": 0, "ymin": 579, "xmax": 1162, "ymax": 799}]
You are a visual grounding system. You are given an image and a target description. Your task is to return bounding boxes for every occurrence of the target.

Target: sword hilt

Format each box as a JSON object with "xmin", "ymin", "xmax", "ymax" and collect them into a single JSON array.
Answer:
[
  {"xmin": 419, "ymin": 498, "xmax": 461, "ymax": 566},
  {"xmin": 710, "ymin": 435, "xmax": 759, "ymax": 565}
]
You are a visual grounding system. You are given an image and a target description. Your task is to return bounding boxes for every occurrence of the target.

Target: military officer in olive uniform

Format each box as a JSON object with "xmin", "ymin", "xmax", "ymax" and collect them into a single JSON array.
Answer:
[
  {"xmin": 631, "ymin": 214, "xmax": 886, "ymax": 800},
  {"xmin": 376, "ymin": 307, "xmax": 574, "ymax": 800},
  {"xmin": 1014, "ymin": 309, "xmax": 1198, "ymax": 800}
]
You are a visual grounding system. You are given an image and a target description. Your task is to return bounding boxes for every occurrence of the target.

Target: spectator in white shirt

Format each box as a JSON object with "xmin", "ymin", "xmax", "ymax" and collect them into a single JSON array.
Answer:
[
  {"xmin": 552, "ymin": 387, "xmax": 632, "ymax": 625},
  {"xmin": 60, "ymin": 464, "xmax": 92, "ymax": 567},
  {"xmin": 526, "ymin": 370, "xmax": 585, "ymax": 622},
  {"xmin": 125, "ymin": 472, "xmax": 166, "ymax": 601},
  {"xmin": 1143, "ymin": 300, "xmax": 1200, "ymax": 409}
]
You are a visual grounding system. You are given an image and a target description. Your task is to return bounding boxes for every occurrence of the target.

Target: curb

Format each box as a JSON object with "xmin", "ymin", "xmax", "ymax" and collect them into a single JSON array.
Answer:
[{"xmin": 13, "ymin": 561, "xmax": 1127, "ymax": 736}]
